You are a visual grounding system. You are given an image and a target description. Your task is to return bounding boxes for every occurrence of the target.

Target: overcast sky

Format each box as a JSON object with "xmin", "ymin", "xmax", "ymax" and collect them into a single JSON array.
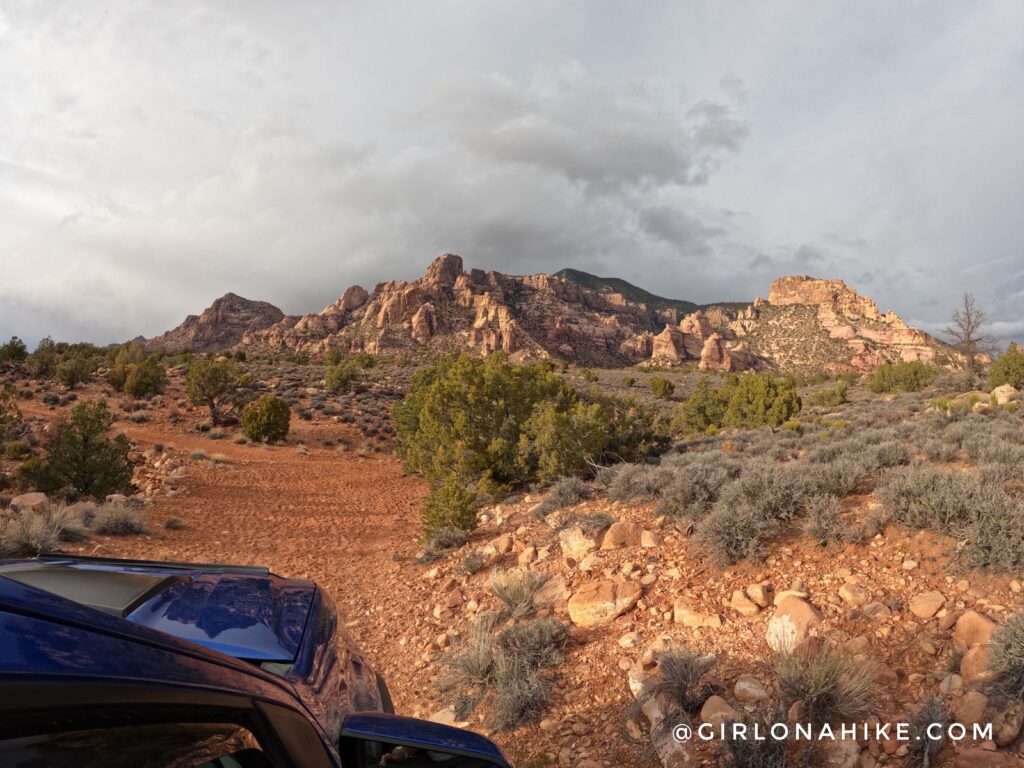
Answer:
[{"xmin": 2, "ymin": 1, "xmax": 1023, "ymax": 347}]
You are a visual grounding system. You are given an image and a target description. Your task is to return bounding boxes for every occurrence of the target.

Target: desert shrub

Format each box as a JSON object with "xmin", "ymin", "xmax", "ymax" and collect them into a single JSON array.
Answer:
[
  {"xmin": 724, "ymin": 374, "xmax": 801, "ymax": 428},
  {"xmin": 325, "ymin": 360, "xmax": 362, "ymax": 393},
  {"xmin": 396, "ymin": 354, "xmax": 664, "ymax": 521},
  {"xmin": 879, "ymin": 465, "xmax": 1011, "ymax": 534},
  {"xmin": 808, "ymin": 380, "xmax": 848, "ymax": 408},
  {"xmin": 697, "ymin": 501, "xmax": 780, "ymax": 564},
  {"xmin": 0, "ymin": 511, "xmax": 59, "ymax": 556},
  {"xmin": 629, "ymin": 648, "xmax": 716, "ymax": 737},
  {"xmin": 868, "ymin": 361, "xmax": 937, "ymax": 393},
  {"xmin": 0, "ymin": 336, "xmax": 28, "ymax": 363},
  {"xmin": 55, "ymin": 351, "xmax": 95, "ymax": 389},
  {"xmin": 649, "ymin": 377, "xmax": 675, "ymax": 400},
  {"xmin": 496, "ymin": 618, "xmax": 568, "ymax": 669},
  {"xmin": 808, "ymin": 458, "xmax": 867, "ymax": 497},
  {"xmin": 920, "ymin": 437, "xmax": 959, "ymax": 462},
  {"xmin": 653, "ymin": 451, "xmax": 741, "ymax": 522},
  {"xmin": 5, "ymin": 440, "xmax": 30, "ymax": 459},
  {"xmin": 719, "ymin": 460, "xmax": 808, "ymax": 523},
  {"xmin": 324, "ymin": 348, "xmax": 344, "ymax": 366},
  {"xmin": 164, "ymin": 517, "xmax": 185, "ymax": 530},
  {"xmin": 122, "ymin": 357, "xmax": 167, "ymax": 398},
  {"xmin": 0, "ymin": 385, "xmax": 23, "ymax": 444},
  {"xmin": 865, "ymin": 441, "xmax": 910, "ymax": 471},
  {"xmin": 241, "ymin": 395, "xmax": 291, "ymax": 442},
  {"xmin": 185, "ymin": 358, "xmax": 254, "ymax": 425},
  {"xmin": 989, "ymin": 613, "xmax": 1024, "ymax": 700},
  {"xmin": 606, "ymin": 463, "xmax": 672, "ymax": 501},
  {"xmin": 26, "ymin": 337, "xmax": 59, "ymax": 378},
  {"xmin": 422, "ymin": 476, "xmax": 477, "ymax": 535},
  {"xmin": 439, "ymin": 615, "xmax": 562, "ymax": 731},
  {"xmin": 905, "ymin": 696, "xmax": 949, "ymax": 768},
  {"xmin": 93, "ymin": 502, "xmax": 147, "ymax": 535},
  {"xmin": 532, "ymin": 476, "xmax": 589, "ymax": 518},
  {"xmin": 673, "ymin": 374, "xmax": 801, "ymax": 433},
  {"xmin": 673, "ymin": 378, "xmax": 729, "ymax": 434},
  {"xmin": 622, "ymin": 376, "xmax": 636, "ymax": 388},
  {"xmin": 490, "ymin": 568, "xmax": 548, "ymax": 618},
  {"xmin": 715, "ymin": 711, "xmax": 793, "ymax": 768},
  {"xmin": 803, "ymin": 495, "xmax": 843, "ymax": 546},
  {"xmin": 18, "ymin": 401, "xmax": 132, "ymax": 499},
  {"xmin": 426, "ymin": 526, "xmax": 469, "ymax": 551},
  {"xmin": 990, "ymin": 346, "xmax": 1024, "ymax": 390},
  {"xmin": 774, "ymin": 645, "xmax": 876, "ymax": 727},
  {"xmin": 462, "ymin": 551, "xmax": 487, "ymax": 575}
]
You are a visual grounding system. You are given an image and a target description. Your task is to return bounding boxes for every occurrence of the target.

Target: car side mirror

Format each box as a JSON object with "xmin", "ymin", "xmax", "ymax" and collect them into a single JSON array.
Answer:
[{"xmin": 339, "ymin": 712, "xmax": 512, "ymax": 768}]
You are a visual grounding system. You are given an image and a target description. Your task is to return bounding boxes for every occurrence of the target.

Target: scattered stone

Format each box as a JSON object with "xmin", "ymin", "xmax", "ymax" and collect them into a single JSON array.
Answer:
[
  {"xmin": 773, "ymin": 589, "xmax": 809, "ymax": 606},
  {"xmin": 601, "ymin": 521, "xmax": 643, "ymax": 550},
  {"xmin": 953, "ymin": 610, "xmax": 996, "ymax": 651},
  {"xmin": 700, "ymin": 695, "xmax": 739, "ymax": 727},
  {"xmin": 952, "ymin": 690, "xmax": 989, "ymax": 726},
  {"xmin": 618, "ymin": 632, "xmax": 641, "ymax": 649},
  {"xmin": 861, "ymin": 602, "xmax": 892, "ymax": 622},
  {"xmin": 559, "ymin": 526, "xmax": 603, "ymax": 561},
  {"xmin": 673, "ymin": 599, "xmax": 722, "ymax": 628},
  {"xmin": 991, "ymin": 698, "xmax": 1024, "ymax": 747},
  {"xmin": 734, "ymin": 675, "xmax": 769, "ymax": 704},
  {"xmin": 838, "ymin": 582, "xmax": 871, "ymax": 607},
  {"xmin": 767, "ymin": 597, "xmax": 821, "ymax": 653},
  {"xmin": 10, "ymin": 492, "xmax": 49, "ymax": 513},
  {"xmin": 731, "ymin": 590, "xmax": 761, "ymax": 617},
  {"xmin": 909, "ymin": 591, "xmax": 946, "ymax": 619},
  {"xmin": 746, "ymin": 583, "xmax": 773, "ymax": 608},
  {"xmin": 640, "ymin": 530, "xmax": 662, "ymax": 548},
  {"xmin": 960, "ymin": 644, "xmax": 992, "ymax": 687},
  {"xmin": 567, "ymin": 580, "xmax": 642, "ymax": 628}
]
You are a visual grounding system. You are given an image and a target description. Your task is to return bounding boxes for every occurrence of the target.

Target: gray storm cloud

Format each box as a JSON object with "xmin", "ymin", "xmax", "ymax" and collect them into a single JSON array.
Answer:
[{"xmin": 1, "ymin": 1, "xmax": 1022, "ymax": 347}]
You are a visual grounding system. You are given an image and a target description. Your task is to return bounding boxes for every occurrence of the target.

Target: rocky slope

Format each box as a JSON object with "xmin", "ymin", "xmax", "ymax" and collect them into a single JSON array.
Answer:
[
  {"xmin": 152, "ymin": 255, "xmax": 957, "ymax": 372},
  {"xmin": 146, "ymin": 293, "xmax": 287, "ymax": 353}
]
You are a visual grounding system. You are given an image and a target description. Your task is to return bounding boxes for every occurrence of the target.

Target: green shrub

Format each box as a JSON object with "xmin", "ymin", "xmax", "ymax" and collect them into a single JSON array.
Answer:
[
  {"xmin": 622, "ymin": 376, "xmax": 636, "ymax": 388},
  {"xmin": 395, "ymin": 353, "xmax": 664, "ymax": 507},
  {"xmin": 774, "ymin": 645, "xmax": 877, "ymax": 727},
  {"xmin": 422, "ymin": 476, "xmax": 477, "ymax": 535},
  {"xmin": 324, "ymin": 348, "xmax": 343, "ymax": 366},
  {"xmin": 26, "ymin": 337, "xmax": 59, "ymax": 378},
  {"xmin": 0, "ymin": 336, "xmax": 28, "ymax": 363},
  {"xmin": 673, "ymin": 374, "xmax": 801, "ymax": 433},
  {"xmin": 123, "ymin": 357, "xmax": 167, "ymax": 398},
  {"xmin": 325, "ymin": 361, "xmax": 361, "ymax": 393},
  {"xmin": 649, "ymin": 377, "xmax": 675, "ymax": 400},
  {"xmin": 808, "ymin": 380, "xmax": 848, "ymax": 407},
  {"xmin": 185, "ymin": 358, "xmax": 254, "ymax": 425},
  {"xmin": 240, "ymin": 395, "xmax": 291, "ymax": 442},
  {"xmin": 673, "ymin": 378, "xmax": 728, "ymax": 434},
  {"xmin": 5, "ymin": 440, "xmax": 30, "ymax": 459},
  {"xmin": 990, "ymin": 346, "xmax": 1024, "ymax": 390},
  {"xmin": 55, "ymin": 352, "xmax": 96, "ymax": 389},
  {"xmin": 869, "ymin": 361, "xmax": 937, "ymax": 393},
  {"xmin": 724, "ymin": 374, "xmax": 801, "ymax": 428},
  {"xmin": 17, "ymin": 401, "xmax": 132, "ymax": 499},
  {"xmin": 0, "ymin": 385, "xmax": 23, "ymax": 444}
]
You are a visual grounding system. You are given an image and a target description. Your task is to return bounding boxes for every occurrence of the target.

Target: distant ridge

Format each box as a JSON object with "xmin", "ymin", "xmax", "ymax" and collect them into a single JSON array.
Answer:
[{"xmin": 554, "ymin": 268, "xmax": 749, "ymax": 314}]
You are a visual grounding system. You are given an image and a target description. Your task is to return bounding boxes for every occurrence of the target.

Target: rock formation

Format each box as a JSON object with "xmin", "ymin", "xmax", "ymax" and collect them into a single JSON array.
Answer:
[
  {"xmin": 152, "ymin": 258, "xmax": 957, "ymax": 372},
  {"xmin": 146, "ymin": 293, "xmax": 286, "ymax": 353}
]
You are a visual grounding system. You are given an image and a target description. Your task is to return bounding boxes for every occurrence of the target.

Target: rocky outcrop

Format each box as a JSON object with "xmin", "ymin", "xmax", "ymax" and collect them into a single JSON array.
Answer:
[
  {"xmin": 156, "ymin": 259, "xmax": 956, "ymax": 372},
  {"xmin": 147, "ymin": 293, "xmax": 285, "ymax": 353}
]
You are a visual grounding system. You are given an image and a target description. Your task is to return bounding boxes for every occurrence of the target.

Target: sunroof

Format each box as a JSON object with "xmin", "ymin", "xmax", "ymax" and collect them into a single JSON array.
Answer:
[{"xmin": 0, "ymin": 563, "xmax": 172, "ymax": 617}]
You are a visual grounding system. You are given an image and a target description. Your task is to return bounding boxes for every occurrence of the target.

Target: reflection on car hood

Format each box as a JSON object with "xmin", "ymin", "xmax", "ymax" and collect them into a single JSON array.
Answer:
[{"xmin": 127, "ymin": 573, "xmax": 315, "ymax": 661}]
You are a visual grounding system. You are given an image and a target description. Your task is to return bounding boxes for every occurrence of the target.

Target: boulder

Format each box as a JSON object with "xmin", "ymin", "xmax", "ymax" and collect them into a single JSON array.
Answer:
[
  {"xmin": 700, "ymin": 695, "xmax": 739, "ymax": 727},
  {"xmin": 990, "ymin": 697, "xmax": 1024, "ymax": 747},
  {"xmin": 733, "ymin": 675, "xmax": 769, "ymax": 704},
  {"xmin": 766, "ymin": 597, "xmax": 822, "ymax": 653},
  {"xmin": 952, "ymin": 690, "xmax": 989, "ymax": 726},
  {"xmin": 567, "ymin": 580, "xmax": 642, "ymax": 628},
  {"xmin": 992, "ymin": 384, "xmax": 1020, "ymax": 405},
  {"xmin": 731, "ymin": 590, "xmax": 761, "ymax": 617},
  {"xmin": 10, "ymin": 492, "xmax": 49, "ymax": 514},
  {"xmin": 601, "ymin": 522, "xmax": 643, "ymax": 550},
  {"xmin": 960, "ymin": 644, "xmax": 992, "ymax": 687},
  {"xmin": 559, "ymin": 526, "xmax": 603, "ymax": 561},
  {"xmin": 838, "ymin": 582, "xmax": 871, "ymax": 607},
  {"xmin": 908, "ymin": 591, "xmax": 945, "ymax": 619},
  {"xmin": 953, "ymin": 610, "xmax": 996, "ymax": 651}
]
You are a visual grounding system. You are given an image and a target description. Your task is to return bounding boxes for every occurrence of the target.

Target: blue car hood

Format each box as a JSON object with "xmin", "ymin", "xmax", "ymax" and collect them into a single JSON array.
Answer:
[
  {"xmin": 0, "ymin": 559, "xmax": 315, "ymax": 663},
  {"xmin": 127, "ymin": 573, "xmax": 314, "ymax": 662}
]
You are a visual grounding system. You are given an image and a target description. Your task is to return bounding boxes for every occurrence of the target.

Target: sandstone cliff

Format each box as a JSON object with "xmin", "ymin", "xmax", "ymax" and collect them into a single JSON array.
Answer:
[
  {"xmin": 146, "ymin": 293, "xmax": 286, "ymax": 353},
  {"xmin": 152, "ymin": 258, "xmax": 957, "ymax": 373}
]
